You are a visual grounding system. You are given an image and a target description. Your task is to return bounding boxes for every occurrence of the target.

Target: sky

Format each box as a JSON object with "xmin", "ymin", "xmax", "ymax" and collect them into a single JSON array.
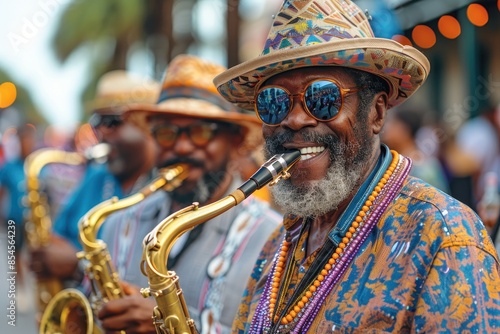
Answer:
[{"xmin": 0, "ymin": 0, "xmax": 89, "ymax": 134}]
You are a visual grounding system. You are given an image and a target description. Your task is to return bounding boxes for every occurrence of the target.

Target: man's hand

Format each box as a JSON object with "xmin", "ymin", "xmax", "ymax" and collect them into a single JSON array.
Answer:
[
  {"xmin": 97, "ymin": 281, "xmax": 157, "ymax": 334},
  {"xmin": 29, "ymin": 234, "xmax": 79, "ymax": 280}
]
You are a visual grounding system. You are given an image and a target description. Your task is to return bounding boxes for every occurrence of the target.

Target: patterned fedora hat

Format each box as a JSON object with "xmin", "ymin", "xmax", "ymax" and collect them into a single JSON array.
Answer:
[
  {"xmin": 214, "ymin": 0, "xmax": 430, "ymax": 111},
  {"xmin": 125, "ymin": 54, "xmax": 262, "ymax": 149}
]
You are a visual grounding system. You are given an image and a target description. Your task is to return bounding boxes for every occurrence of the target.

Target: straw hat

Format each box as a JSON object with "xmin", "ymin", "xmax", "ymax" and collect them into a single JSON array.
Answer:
[
  {"xmin": 91, "ymin": 70, "xmax": 160, "ymax": 115},
  {"xmin": 214, "ymin": 0, "xmax": 430, "ymax": 112},
  {"xmin": 125, "ymin": 55, "xmax": 262, "ymax": 149}
]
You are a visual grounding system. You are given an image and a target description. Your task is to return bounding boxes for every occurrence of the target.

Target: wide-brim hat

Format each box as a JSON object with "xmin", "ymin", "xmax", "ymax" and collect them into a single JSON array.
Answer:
[
  {"xmin": 125, "ymin": 55, "xmax": 263, "ymax": 150},
  {"xmin": 90, "ymin": 70, "xmax": 160, "ymax": 115},
  {"xmin": 214, "ymin": 0, "xmax": 430, "ymax": 112}
]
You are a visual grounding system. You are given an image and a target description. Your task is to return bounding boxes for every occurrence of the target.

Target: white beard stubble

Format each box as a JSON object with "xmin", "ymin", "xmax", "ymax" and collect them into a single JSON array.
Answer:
[{"xmin": 270, "ymin": 155, "xmax": 366, "ymax": 218}]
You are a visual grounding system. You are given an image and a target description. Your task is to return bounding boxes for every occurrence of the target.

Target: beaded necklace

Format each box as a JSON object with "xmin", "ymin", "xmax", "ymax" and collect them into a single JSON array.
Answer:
[{"xmin": 250, "ymin": 150, "xmax": 412, "ymax": 333}]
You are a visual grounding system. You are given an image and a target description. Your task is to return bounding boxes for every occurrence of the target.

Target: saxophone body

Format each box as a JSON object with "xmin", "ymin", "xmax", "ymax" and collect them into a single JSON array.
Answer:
[
  {"xmin": 24, "ymin": 148, "xmax": 87, "ymax": 311},
  {"xmin": 140, "ymin": 150, "xmax": 301, "ymax": 334},
  {"xmin": 39, "ymin": 165, "xmax": 189, "ymax": 334}
]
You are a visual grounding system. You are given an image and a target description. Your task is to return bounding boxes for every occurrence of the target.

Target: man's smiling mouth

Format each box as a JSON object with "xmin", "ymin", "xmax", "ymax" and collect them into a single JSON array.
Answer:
[{"xmin": 299, "ymin": 146, "xmax": 326, "ymax": 160}]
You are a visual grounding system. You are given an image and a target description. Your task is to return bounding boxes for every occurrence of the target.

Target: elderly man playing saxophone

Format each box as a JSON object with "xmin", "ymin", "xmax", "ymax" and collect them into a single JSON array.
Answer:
[{"xmin": 213, "ymin": 0, "xmax": 500, "ymax": 332}]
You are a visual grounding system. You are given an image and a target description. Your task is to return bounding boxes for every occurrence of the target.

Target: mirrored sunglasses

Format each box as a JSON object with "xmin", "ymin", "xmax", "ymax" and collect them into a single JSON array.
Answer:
[
  {"xmin": 89, "ymin": 114, "xmax": 124, "ymax": 130},
  {"xmin": 255, "ymin": 79, "xmax": 362, "ymax": 126}
]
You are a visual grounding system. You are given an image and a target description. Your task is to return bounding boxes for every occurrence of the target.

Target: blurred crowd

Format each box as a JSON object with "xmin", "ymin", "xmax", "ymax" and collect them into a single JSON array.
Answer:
[{"xmin": 381, "ymin": 102, "xmax": 500, "ymax": 253}]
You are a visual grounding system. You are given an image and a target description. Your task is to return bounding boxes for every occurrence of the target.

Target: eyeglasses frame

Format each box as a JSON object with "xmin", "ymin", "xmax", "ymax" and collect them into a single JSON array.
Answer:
[{"xmin": 254, "ymin": 78, "xmax": 363, "ymax": 126}]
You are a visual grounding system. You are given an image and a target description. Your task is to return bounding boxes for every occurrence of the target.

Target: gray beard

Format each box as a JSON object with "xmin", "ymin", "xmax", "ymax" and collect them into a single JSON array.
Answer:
[
  {"xmin": 264, "ymin": 125, "xmax": 372, "ymax": 218},
  {"xmin": 270, "ymin": 150, "xmax": 366, "ymax": 217},
  {"xmin": 175, "ymin": 171, "xmax": 225, "ymax": 205}
]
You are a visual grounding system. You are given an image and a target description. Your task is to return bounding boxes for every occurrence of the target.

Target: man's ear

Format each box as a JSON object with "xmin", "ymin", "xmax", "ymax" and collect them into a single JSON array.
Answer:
[{"xmin": 372, "ymin": 92, "xmax": 389, "ymax": 134}]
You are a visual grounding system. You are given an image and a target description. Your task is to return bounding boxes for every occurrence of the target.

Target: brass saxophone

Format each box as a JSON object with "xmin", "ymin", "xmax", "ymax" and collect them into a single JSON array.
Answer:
[
  {"xmin": 24, "ymin": 148, "xmax": 87, "ymax": 312},
  {"xmin": 39, "ymin": 164, "xmax": 189, "ymax": 334},
  {"xmin": 140, "ymin": 150, "xmax": 301, "ymax": 334}
]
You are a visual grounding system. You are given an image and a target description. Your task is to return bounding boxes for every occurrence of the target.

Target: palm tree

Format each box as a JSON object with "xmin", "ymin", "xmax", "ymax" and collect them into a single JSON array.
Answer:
[
  {"xmin": 52, "ymin": 0, "xmax": 147, "ymax": 118},
  {"xmin": 51, "ymin": 0, "xmax": 242, "ymax": 120}
]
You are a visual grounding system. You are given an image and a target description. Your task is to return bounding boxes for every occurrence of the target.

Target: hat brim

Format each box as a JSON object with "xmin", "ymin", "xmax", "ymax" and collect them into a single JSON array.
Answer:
[
  {"xmin": 92, "ymin": 106, "xmax": 128, "ymax": 116},
  {"xmin": 124, "ymin": 98, "xmax": 263, "ymax": 151},
  {"xmin": 214, "ymin": 38, "xmax": 430, "ymax": 111}
]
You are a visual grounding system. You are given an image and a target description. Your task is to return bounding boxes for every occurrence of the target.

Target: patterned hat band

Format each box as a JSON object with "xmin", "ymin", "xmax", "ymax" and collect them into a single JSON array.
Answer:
[{"xmin": 158, "ymin": 87, "xmax": 235, "ymax": 112}]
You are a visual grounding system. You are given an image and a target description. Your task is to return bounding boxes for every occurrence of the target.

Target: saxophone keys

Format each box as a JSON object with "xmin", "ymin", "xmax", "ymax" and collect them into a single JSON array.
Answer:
[{"xmin": 140, "ymin": 287, "xmax": 151, "ymax": 298}]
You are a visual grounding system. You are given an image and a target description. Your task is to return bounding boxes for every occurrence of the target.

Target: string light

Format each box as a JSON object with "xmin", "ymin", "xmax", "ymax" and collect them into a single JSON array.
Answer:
[
  {"xmin": 391, "ymin": 34, "xmax": 412, "ymax": 46},
  {"xmin": 467, "ymin": 3, "xmax": 489, "ymax": 27},
  {"xmin": 412, "ymin": 25, "xmax": 436, "ymax": 49},
  {"xmin": 0, "ymin": 82, "xmax": 17, "ymax": 109},
  {"xmin": 438, "ymin": 15, "xmax": 461, "ymax": 39}
]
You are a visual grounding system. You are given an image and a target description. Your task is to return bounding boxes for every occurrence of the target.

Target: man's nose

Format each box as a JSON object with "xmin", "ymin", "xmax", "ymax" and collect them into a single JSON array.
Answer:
[{"xmin": 280, "ymin": 96, "xmax": 318, "ymax": 130}]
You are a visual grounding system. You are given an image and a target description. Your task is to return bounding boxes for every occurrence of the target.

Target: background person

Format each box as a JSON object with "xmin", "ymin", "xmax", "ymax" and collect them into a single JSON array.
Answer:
[
  {"xmin": 455, "ymin": 104, "xmax": 500, "ymax": 204},
  {"xmin": 95, "ymin": 55, "xmax": 283, "ymax": 334},
  {"xmin": 214, "ymin": 0, "xmax": 500, "ymax": 332},
  {"xmin": 28, "ymin": 71, "xmax": 159, "ymax": 288},
  {"xmin": 381, "ymin": 106, "xmax": 449, "ymax": 193}
]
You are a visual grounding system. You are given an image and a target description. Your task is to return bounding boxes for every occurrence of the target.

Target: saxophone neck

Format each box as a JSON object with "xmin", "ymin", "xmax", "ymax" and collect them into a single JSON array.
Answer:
[
  {"xmin": 79, "ymin": 197, "xmax": 120, "ymax": 251},
  {"xmin": 25, "ymin": 148, "xmax": 85, "ymax": 177},
  {"xmin": 78, "ymin": 164, "xmax": 189, "ymax": 252},
  {"xmin": 142, "ymin": 190, "xmax": 245, "ymax": 287},
  {"xmin": 24, "ymin": 148, "xmax": 86, "ymax": 247},
  {"xmin": 141, "ymin": 150, "xmax": 302, "ymax": 287}
]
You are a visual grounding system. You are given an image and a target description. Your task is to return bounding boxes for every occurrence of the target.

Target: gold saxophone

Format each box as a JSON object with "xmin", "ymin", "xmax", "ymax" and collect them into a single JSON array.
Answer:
[
  {"xmin": 39, "ymin": 164, "xmax": 189, "ymax": 334},
  {"xmin": 140, "ymin": 150, "xmax": 301, "ymax": 334},
  {"xmin": 24, "ymin": 148, "xmax": 87, "ymax": 312}
]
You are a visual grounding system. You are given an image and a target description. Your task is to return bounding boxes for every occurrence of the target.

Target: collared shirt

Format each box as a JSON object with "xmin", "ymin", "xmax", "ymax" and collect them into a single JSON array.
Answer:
[
  {"xmin": 53, "ymin": 163, "xmax": 123, "ymax": 250},
  {"xmin": 233, "ymin": 158, "xmax": 500, "ymax": 333}
]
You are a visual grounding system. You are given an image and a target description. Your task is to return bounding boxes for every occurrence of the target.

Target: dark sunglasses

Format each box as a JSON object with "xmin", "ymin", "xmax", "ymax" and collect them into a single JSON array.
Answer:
[
  {"xmin": 152, "ymin": 123, "xmax": 221, "ymax": 148},
  {"xmin": 89, "ymin": 114, "xmax": 124, "ymax": 130},
  {"xmin": 255, "ymin": 79, "xmax": 362, "ymax": 126}
]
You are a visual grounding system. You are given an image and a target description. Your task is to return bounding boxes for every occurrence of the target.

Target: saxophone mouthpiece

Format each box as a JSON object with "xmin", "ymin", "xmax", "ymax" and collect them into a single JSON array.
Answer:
[
  {"xmin": 84, "ymin": 143, "xmax": 111, "ymax": 163},
  {"xmin": 239, "ymin": 149, "xmax": 301, "ymax": 197}
]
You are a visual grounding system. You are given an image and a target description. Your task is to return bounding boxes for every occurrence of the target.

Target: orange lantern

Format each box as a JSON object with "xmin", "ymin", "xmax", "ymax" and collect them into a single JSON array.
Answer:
[
  {"xmin": 412, "ymin": 25, "xmax": 436, "ymax": 49},
  {"xmin": 467, "ymin": 4, "xmax": 488, "ymax": 27},
  {"xmin": 0, "ymin": 82, "xmax": 17, "ymax": 109},
  {"xmin": 438, "ymin": 15, "xmax": 461, "ymax": 39},
  {"xmin": 391, "ymin": 34, "xmax": 413, "ymax": 46}
]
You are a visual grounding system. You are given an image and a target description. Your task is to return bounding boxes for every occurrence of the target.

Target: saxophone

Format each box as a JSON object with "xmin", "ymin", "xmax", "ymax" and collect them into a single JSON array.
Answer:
[
  {"xmin": 140, "ymin": 150, "xmax": 301, "ymax": 334},
  {"xmin": 39, "ymin": 164, "xmax": 189, "ymax": 334},
  {"xmin": 24, "ymin": 148, "xmax": 87, "ymax": 312}
]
